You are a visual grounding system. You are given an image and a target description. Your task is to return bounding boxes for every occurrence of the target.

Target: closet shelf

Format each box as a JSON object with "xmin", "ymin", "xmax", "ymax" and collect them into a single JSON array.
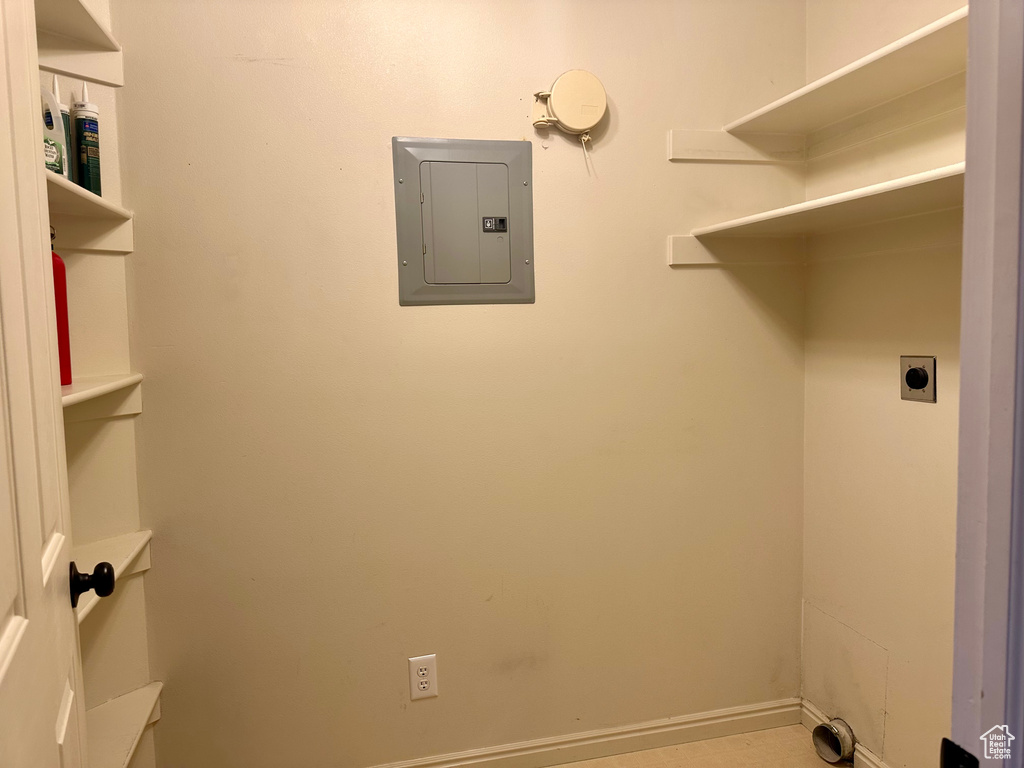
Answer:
[
  {"xmin": 73, "ymin": 530, "xmax": 152, "ymax": 623},
  {"xmin": 86, "ymin": 682, "xmax": 163, "ymax": 768},
  {"xmin": 725, "ymin": 6, "xmax": 967, "ymax": 135},
  {"xmin": 691, "ymin": 162, "xmax": 964, "ymax": 238},
  {"xmin": 47, "ymin": 172, "xmax": 134, "ymax": 252},
  {"xmin": 35, "ymin": 0, "xmax": 124, "ymax": 87},
  {"xmin": 61, "ymin": 373, "xmax": 142, "ymax": 407},
  {"xmin": 35, "ymin": 0, "xmax": 119, "ymax": 51},
  {"xmin": 47, "ymin": 171, "xmax": 131, "ymax": 220}
]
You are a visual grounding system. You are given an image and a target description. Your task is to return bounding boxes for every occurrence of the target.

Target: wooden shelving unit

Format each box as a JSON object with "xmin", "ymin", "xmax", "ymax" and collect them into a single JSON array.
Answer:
[
  {"xmin": 85, "ymin": 683, "xmax": 163, "ymax": 768},
  {"xmin": 692, "ymin": 163, "xmax": 964, "ymax": 238},
  {"xmin": 34, "ymin": 0, "xmax": 124, "ymax": 87},
  {"xmin": 35, "ymin": 0, "xmax": 159, "ymax": 764},
  {"xmin": 724, "ymin": 6, "xmax": 967, "ymax": 135},
  {"xmin": 671, "ymin": 10, "xmax": 969, "ymax": 265},
  {"xmin": 73, "ymin": 530, "xmax": 152, "ymax": 622}
]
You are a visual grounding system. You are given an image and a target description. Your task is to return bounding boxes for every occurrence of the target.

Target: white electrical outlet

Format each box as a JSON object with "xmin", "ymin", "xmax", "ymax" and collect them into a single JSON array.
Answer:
[{"xmin": 408, "ymin": 654, "xmax": 438, "ymax": 700}]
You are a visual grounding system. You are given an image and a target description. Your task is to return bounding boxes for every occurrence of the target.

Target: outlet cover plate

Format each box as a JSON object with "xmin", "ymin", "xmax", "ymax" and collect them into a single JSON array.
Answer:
[
  {"xmin": 901, "ymin": 355, "xmax": 936, "ymax": 402},
  {"xmin": 408, "ymin": 654, "xmax": 438, "ymax": 700}
]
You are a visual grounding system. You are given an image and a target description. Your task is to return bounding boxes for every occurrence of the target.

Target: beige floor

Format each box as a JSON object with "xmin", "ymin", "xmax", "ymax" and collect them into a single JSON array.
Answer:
[{"xmin": 555, "ymin": 726, "xmax": 832, "ymax": 768}]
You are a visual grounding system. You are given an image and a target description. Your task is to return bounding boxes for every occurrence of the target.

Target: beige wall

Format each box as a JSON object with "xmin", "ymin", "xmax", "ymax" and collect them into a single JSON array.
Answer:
[
  {"xmin": 802, "ymin": 214, "xmax": 961, "ymax": 768},
  {"xmin": 116, "ymin": 3, "xmax": 807, "ymax": 768},
  {"xmin": 804, "ymin": 0, "xmax": 966, "ymax": 81},
  {"xmin": 800, "ymin": 5, "xmax": 963, "ymax": 767},
  {"xmin": 114, "ymin": 3, "xmax": 965, "ymax": 767}
]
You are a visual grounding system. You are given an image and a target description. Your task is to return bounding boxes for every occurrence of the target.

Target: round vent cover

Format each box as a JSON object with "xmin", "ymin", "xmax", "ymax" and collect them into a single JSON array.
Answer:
[{"xmin": 546, "ymin": 70, "xmax": 607, "ymax": 134}]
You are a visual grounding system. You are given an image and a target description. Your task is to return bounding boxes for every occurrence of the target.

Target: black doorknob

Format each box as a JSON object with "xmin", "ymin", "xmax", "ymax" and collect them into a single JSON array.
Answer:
[
  {"xmin": 905, "ymin": 366, "xmax": 930, "ymax": 390},
  {"xmin": 69, "ymin": 561, "xmax": 115, "ymax": 608}
]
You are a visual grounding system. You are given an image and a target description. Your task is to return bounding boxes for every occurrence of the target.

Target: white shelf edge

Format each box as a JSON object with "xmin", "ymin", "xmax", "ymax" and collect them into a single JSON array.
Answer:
[
  {"xmin": 691, "ymin": 162, "xmax": 965, "ymax": 238},
  {"xmin": 724, "ymin": 5, "xmax": 968, "ymax": 135},
  {"xmin": 75, "ymin": 529, "xmax": 153, "ymax": 623},
  {"xmin": 86, "ymin": 682, "xmax": 163, "ymax": 768},
  {"xmin": 46, "ymin": 170, "xmax": 132, "ymax": 220},
  {"xmin": 61, "ymin": 373, "xmax": 142, "ymax": 407}
]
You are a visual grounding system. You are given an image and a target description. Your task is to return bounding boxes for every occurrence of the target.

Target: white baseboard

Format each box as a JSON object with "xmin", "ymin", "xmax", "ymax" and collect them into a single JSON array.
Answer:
[
  {"xmin": 801, "ymin": 698, "xmax": 829, "ymax": 730},
  {"xmin": 371, "ymin": 698, "xmax": 802, "ymax": 768},
  {"xmin": 800, "ymin": 699, "xmax": 892, "ymax": 768},
  {"xmin": 853, "ymin": 746, "xmax": 890, "ymax": 768}
]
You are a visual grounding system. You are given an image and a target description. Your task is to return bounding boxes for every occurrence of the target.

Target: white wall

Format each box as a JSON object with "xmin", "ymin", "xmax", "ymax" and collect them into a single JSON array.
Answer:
[
  {"xmin": 115, "ymin": 3, "xmax": 807, "ymax": 768},
  {"xmin": 800, "ymin": 4, "xmax": 964, "ymax": 766},
  {"xmin": 804, "ymin": 0, "xmax": 966, "ymax": 81},
  {"xmin": 802, "ymin": 214, "xmax": 961, "ymax": 767}
]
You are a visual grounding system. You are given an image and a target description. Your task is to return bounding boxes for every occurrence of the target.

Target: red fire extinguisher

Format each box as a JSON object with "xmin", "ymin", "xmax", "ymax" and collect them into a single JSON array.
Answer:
[{"xmin": 50, "ymin": 227, "xmax": 72, "ymax": 386}]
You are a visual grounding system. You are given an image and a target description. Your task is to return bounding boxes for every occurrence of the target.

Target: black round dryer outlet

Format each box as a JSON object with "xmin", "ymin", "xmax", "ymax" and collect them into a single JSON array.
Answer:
[{"xmin": 905, "ymin": 366, "xmax": 930, "ymax": 390}]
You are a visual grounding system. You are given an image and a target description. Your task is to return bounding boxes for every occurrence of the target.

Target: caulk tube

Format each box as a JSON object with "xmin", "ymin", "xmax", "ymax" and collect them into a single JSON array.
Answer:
[
  {"xmin": 53, "ymin": 76, "xmax": 73, "ymax": 181},
  {"xmin": 72, "ymin": 81, "xmax": 101, "ymax": 195}
]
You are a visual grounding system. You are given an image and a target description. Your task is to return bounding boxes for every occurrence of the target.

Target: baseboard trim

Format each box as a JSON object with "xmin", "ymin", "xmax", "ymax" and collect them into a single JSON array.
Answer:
[
  {"xmin": 853, "ymin": 746, "xmax": 890, "ymax": 768},
  {"xmin": 800, "ymin": 699, "xmax": 892, "ymax": 768},
  {"xmin": 800, "ymin": 698, "xmax": 829, "ymax": 730},
  {"xmin": 372, "ymin": 698, "xmax": 802, "ymax": 768}
]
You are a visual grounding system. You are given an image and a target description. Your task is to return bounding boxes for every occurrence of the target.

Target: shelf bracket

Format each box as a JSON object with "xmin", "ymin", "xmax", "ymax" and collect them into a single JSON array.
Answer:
[{"xmin": 668, "ymin": 235, "xmax": 718, "ymax": 265}]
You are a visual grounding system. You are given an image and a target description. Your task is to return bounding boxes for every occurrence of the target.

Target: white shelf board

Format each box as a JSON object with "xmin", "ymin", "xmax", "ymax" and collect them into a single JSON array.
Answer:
[
  {"xmin": 35, "ymin": 0, "xmax": 124, "ymax": 87},
  {"xmin": 47, "ymin": 171, "xmax": 134, "ymax": 251},
  {"xmin": 86, "ymin": 682, "xmax": 163, "ymax": 768},
  {"xmin": 35, "ymin": 0, "xmax": 119, "ymax": 51},
  {"xmin": 725, "ymin": 6, "xmax": 967, "ymax": 135},
  {"xmin": 38, "ymin": 36, "xmax": 124, "ymax": 88},
  {"xmin": 46, "ymin": 171, "xmax": 131, "ymax": 220},
  {"xmin": 74, "ymin": 529, "xmax": 152, "ymax": 623},
  {"xmin": 691, "ymin": 163, "xmax": 965, "ymax": 238},
  {"xmin": 61, "ymin": 373, "xmax": 142, "ymax": 408}
]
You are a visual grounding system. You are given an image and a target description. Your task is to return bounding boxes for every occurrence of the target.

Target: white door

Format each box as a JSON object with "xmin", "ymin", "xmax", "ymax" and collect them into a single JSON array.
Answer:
[
  {"xmin": 0, "ymin": 0, "xmax": 88, "ymax": 765},
  {"xmin": 952, "ymin": 0, "xmax": 1024, "ymax": 764}
]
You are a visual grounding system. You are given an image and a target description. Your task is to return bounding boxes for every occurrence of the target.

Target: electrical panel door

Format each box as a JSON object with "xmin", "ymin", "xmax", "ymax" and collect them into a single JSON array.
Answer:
[
  {"xmin": 420, "ymin": 161, "xmax": 511, "ymax": 285},
  {"xmin": 392, "ymin": 137, "xmax": 534, "ymax": 306}
]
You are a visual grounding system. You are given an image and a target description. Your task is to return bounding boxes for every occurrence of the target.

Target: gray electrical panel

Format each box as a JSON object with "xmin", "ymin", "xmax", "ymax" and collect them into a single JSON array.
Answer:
[{"xmin": 392, "ymin": 137, "xmax": 534, "ymax": 305}]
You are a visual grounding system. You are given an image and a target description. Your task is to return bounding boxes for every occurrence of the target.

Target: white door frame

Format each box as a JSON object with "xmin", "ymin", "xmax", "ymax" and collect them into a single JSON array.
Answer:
[
  {"xmin": 0, "ymin": 0, "xmax": 87, "ymax": 764},
  {"xmin": 952, "ymin": 0, "xmax": 1024, "ymax": 764}
]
